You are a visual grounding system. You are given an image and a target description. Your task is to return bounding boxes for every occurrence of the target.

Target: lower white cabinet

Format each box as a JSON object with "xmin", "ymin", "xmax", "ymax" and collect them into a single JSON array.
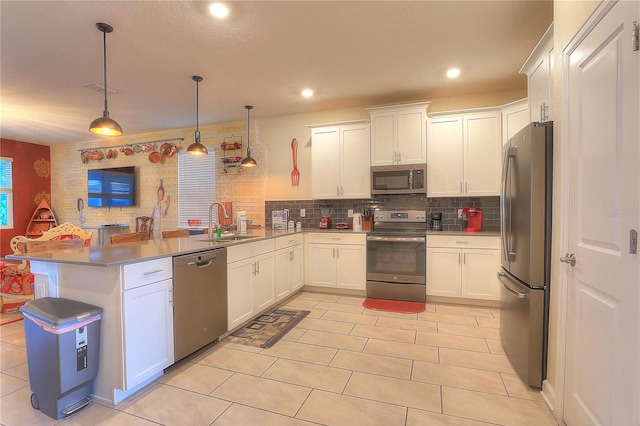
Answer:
[
  {"xmin": 121, "ymin": 258, "xmax": 174, "ymax": 391},
  {"xmin": 274, "ymin": 235, "xmax": 303, "ymax": 301},
  {"xmin": 122, "ymin": 278, "xmax": 174, "ymax": 390},
  {"xmin": 227, "ymin": 239, "xmax": 275, "ymax": 330},
  {"xmin": 426, "ymin": 235, "xmax": 500, "ymax": 301},
  {"xmin": 307, "ymin": 233, "xmax": 366, "ymax": 290},
  {"xmin": 48, "ymin": 256, "xmax": 174, "ymax": 404}
]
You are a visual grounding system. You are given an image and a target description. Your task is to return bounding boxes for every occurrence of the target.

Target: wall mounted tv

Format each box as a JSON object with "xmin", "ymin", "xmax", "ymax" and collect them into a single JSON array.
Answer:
[{"xmin": 88, "ymin": 166, "xmax": 136, "ymax": 207}]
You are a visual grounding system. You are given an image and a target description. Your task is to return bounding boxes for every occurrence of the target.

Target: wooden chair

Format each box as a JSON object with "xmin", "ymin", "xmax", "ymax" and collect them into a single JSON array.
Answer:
[
  {"xmin": 135, "ymin": 216, "xmax": 154, "ymax": 239},
  {"xmin": 9, "ymin": 222, "xmax": 93, "ymax": 272},
  {"xmin": 162, "ymin": 229, "xmax": 190, "ymax": 239},
  {"xmin": 110, "ymin": 231, "xmax": 150, "ymax": 245},
  {"xmin": 2, "ymin": 222, "xmax": 92, "ymax": 312}
]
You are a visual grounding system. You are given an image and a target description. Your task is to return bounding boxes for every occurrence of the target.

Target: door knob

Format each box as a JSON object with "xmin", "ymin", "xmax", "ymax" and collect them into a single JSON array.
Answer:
[{"xmin": 560, "ymin": 253, "xmax": 576, "ymax": 267}]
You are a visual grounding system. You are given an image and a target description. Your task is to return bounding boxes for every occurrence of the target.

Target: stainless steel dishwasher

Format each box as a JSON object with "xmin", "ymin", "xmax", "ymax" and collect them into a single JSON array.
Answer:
[{"xmin": 172, "ymin": 248, "xmax": 227, "ymax": 361}]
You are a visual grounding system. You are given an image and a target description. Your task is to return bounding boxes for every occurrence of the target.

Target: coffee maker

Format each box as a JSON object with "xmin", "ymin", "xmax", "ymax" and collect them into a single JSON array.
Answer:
[
  {"xmin": 462, "ymin": 207, "xmax": 483, "ymax": 232},
  {"xmin": 430, "ymin": 212, "xmax": 442, "ymax": 231}
]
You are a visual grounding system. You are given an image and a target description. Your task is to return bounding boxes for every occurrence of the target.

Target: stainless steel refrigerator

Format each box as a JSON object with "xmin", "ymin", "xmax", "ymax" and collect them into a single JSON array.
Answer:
[{"xmin": 499, "ymin": 121, "xmax": 553, "ymax": 388}]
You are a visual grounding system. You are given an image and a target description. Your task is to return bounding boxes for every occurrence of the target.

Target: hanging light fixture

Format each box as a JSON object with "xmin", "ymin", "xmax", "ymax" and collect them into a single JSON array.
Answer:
[
  {"xmin": 186, "ymin": 75, "xmax": 208, "ymax": 155},
  {"xmin": 240, "ymin": 105, "xmax": 257, "ymax": 167},
  {"xmin": 89, "ymin": 22, "xmax": 123, "ymax": 136}
]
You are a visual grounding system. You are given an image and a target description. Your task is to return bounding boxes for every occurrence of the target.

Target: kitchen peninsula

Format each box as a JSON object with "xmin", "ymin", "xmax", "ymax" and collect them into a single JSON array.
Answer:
[{"xmin": 9, "ymin": 229, "xmax": 303, "ymax": 405}]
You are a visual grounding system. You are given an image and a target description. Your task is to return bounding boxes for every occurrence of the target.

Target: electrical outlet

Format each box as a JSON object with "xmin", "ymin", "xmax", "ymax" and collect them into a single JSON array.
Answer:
[
  {"xmin": 348, "ymin": 209, "xmax": 354, "ymax": 217},
  {"xmin": 458, "ymin": 208, "xmax": 464, "ymax": 219},
  {"xmin": 300, "ymin": 208, "xmax": 306, "ymax": 217}
]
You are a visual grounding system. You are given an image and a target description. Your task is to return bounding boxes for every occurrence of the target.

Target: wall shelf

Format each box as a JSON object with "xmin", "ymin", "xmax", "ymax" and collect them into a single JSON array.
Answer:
[
  {"xmin": 77, "ymin": 137, "xmax": 184, "ymax": 163},
  {"xmin": 26, "ymin": 199, "xmax": 58, "ymax": 238},
  {"xmin": 220, "ymin": 134, "xmax": 243, "ymax": 173}
]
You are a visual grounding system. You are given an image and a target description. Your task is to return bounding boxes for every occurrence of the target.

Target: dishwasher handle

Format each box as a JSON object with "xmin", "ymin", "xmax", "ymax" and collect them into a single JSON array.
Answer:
[{"xmin": 188, "ymin": 258, "xmax": 213, "ymax": 267}]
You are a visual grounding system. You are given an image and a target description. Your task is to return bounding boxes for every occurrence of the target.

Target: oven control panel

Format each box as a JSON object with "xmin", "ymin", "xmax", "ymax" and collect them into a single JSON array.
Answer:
[{"xmin": 373, "ymin": 210, "xmax": 427, "ymax": 223}]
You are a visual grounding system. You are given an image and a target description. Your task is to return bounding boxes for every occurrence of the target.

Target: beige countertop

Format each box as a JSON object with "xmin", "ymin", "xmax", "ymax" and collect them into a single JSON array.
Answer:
[
  {"xmin": 8, "ymin": 229, "xmax": 276, "ymax": 267},
  {"xmin": 9, "ymin": 227, "xmax": 499, "ymax": 267},
  {"xmin": 426, "ymin": 230, "xmax": 500, "ymax": 237}
]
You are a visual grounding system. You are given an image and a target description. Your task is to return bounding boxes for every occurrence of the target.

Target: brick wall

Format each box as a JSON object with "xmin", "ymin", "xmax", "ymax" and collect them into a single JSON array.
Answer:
[{"xmin": 50, "ymin": 122, "xmax": 266, "ymax": 238}]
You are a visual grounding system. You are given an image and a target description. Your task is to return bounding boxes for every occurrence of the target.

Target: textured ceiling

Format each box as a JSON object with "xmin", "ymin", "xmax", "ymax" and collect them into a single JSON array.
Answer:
[{"xmin": 0, "ymin": 1, "xmax": 552, "ymax": 146}]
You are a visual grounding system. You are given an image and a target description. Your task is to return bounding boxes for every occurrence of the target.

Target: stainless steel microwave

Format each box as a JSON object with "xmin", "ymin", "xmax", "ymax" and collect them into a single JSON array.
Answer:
[{"xmin": 371, "ymin": 164, "xmax": 427, "ymax": 195}]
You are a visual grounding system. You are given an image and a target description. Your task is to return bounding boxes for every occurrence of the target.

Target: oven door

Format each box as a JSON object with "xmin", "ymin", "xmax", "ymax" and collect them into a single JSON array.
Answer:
[
  {"xmin": 366, "ymin": 235, "xmax": 426, "ymax": 283},
  {"xmin": 366, "ymin": 235, "xmax": 426, "ymax": 302}
]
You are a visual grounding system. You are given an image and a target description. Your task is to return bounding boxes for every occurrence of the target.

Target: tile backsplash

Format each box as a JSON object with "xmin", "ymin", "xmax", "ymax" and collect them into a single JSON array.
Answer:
[{"xmin": 266, "ymin": 196, "xmax": 500, "ymax": 232}]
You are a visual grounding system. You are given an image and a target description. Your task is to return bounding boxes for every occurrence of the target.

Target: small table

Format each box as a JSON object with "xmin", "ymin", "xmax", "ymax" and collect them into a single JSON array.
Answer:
[{"xmin": 83, "ymin": 224, "xmax": 130, "ymax": 245}]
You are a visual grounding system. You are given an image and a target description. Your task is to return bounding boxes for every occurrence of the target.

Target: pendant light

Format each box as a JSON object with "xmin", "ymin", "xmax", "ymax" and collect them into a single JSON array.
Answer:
[
  {"xmin": 240, "ymin": 105, "xmax": 257, "ymax": 167},
  {"xmin": 89, "ymin": 22, "xmax": 123, "ymax": 136},
  {"xmin": 186, "ymin": 76, "xmax": 208, "ymax": 155}
]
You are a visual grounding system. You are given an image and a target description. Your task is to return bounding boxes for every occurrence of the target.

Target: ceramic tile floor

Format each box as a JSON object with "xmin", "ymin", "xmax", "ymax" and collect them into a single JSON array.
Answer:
[{"xmin": 0, "ymin": 291, "xmax": 558, "ymax": 425}]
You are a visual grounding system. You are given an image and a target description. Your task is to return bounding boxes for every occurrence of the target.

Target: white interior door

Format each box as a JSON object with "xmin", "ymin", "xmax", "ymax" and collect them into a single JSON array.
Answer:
[{"xmin": 564, "ymin": 2, "xmax": 639, "ymax": 425}]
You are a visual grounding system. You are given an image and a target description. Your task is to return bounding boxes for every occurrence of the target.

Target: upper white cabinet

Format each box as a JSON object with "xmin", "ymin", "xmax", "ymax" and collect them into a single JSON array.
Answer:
[
  {"xmin": 501, "ymin": 99, "xmax": 530, "ymax": 145},
  {"xmin": 310, "ymin": 121, "xmax": 371, "ymax": 199},
  {"xmin": 427, "ymin": 109, "xmax": 501, "ymax": 197},
  {"xmin": 520, "ymin": 23, "xmax": 553, "ymax": 123},
  {"xmin": 367, "ymin": 102, "xmax": 430, "ymax": 166}
]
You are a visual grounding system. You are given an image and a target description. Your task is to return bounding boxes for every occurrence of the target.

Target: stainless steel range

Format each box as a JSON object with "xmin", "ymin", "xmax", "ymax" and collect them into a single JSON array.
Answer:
[{"xmin": 366, "ymin": 210, "xmax": 427, "ymax": 302}]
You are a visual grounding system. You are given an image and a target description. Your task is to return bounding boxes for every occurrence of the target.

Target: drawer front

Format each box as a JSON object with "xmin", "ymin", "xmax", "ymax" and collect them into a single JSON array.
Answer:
[
  {"xmin": 122, "ymin": 257, "xmax": 173, "ymax": 290},
  {"xmin": 227, "ymin": 239, "xmax": 275, "ymax": 263},
  {"xmin": 307, "ymin": 232, "xmax": 365, "ymax": 245},
  {"xmin": 427, "ymin": 235, "xmax": 499, "ymax": 249},
  {"xmin": 274, "ymin": 234, "xmax": 303, "ymax": 250}
]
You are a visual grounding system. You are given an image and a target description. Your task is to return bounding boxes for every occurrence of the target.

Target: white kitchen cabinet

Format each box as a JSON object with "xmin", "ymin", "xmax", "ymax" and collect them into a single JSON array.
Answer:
[
  {"xmin": 367, "ymin": 102, "xmax": 430, "ymax": 166},
  {"xmin": 274, "ymin": 234, "xmax": 303, "ymax": 301},
  {"xmin": 121, "ymin": 258, "xmax": 174, "ymax": 391},
  {"xmin": 307, "ymin": 233, "xmax": 366, "ymax": 290},
  {"xmin": 227, "ymin": 239, "xmax": 275, "ymax": 330},
  {"xmin": 310, "ymin": 121, "xmax": 370, "ymax": 199},
  {"xmin": 122, "ymin": 278, "xmax": 174, "ymax": 390},
  {"xmin": 501, "ymin": 99, "xmax": 530, "ymax": 145},
  {"xmin": 44, "ymin": 256, "xmax": 174, "ymax": 405},
  {"xmin": 426, "ymin": 235, "xmax": 500, "ymax": 301},
  {"xmin": 427, "ymin": 109, "xmax": 501, "ymax": 197},
  {"xmin": 520, "ymin": 23, "xmax": 553, "ymax": 123}
]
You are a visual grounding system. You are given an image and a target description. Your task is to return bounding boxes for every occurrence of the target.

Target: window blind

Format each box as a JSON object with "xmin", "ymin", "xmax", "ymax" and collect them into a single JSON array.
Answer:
[{"xmin": 177, "ymin": 152, "xmax": 216, "ymax": 228}]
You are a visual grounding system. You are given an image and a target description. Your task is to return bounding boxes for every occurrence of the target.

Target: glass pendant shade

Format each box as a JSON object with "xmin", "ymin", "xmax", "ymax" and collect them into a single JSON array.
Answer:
[
  {"xmin": 241, "ymin": 105, "xmax": 257, "ymax": 167},
  {"xmin": 187, "ymin": 76, "xmax": 208, "ymax": 155},
  {"xmin": 89, "ymin": 22, "xmax": 122, "ymax": 136}
]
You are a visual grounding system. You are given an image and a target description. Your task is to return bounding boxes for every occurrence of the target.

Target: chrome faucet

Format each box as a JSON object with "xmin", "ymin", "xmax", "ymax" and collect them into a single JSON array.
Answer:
[{"xmin": 209, "ymin": 202, "xmax": 229, "ymax": 239}]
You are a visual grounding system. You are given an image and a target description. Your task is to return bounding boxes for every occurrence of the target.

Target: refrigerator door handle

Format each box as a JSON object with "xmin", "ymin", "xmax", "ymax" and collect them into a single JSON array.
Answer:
[
  {"xmin": 501, "ymin": 147, "xmax": 516, "ymax": 262},
  {"xmin": 497, "ymin": 272, "xmax": 528, "ymax": 299}
]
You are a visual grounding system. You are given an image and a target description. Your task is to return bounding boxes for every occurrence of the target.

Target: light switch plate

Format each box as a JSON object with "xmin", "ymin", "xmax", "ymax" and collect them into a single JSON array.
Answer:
[
  {"xmin": 348, "ymin": 209, "xmax": 353, "ymax": 217},
  {"xmin": 300, "ymin": 209, "xmax": 306, "ymax": 217}
]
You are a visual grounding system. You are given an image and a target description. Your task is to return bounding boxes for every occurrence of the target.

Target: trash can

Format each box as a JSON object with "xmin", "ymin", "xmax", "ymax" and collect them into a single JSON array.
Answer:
[{"xmin": 20, "ymin": 297, "xmax": 103, "ymax": 420}]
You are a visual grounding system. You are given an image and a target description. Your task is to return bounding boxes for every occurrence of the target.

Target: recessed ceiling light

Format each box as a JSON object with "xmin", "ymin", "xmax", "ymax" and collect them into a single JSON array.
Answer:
[
  {"xmin": 446, "ymin": 68, "xmax": 461, "ymax": 78},
  {"xmin": 301, "ymin": 89, "xmax": 314, "ymax": 98},
  {"xmin": 209, "ymin": 3, "xmax": 229, "ymax": 19}
]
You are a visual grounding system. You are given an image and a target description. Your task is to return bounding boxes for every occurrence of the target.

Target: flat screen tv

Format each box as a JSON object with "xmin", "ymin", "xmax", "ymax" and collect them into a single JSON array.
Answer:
[{"xmin": 88, "ymin": 166, "xmax": 136, "ymax": 207}]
